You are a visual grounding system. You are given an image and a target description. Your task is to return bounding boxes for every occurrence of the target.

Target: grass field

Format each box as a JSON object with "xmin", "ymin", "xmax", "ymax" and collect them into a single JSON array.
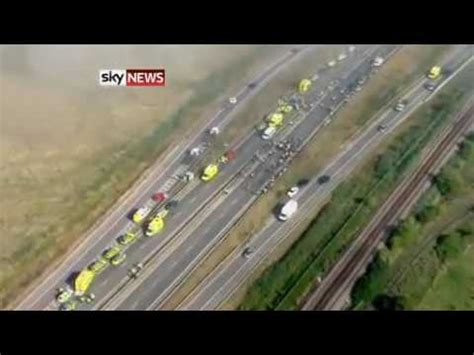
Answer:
[
  {"xmin": 237, "ymin": 52, "xmax": 473, "ymax": 310},
  {"xmin": 418, "ymin": 244, "xmax": 474, "ymax": 310},
  {"xmin": 351, "ymin": 131, "xmax": 474, "ymax": 310},
  {"xmin": 0, "ymin": 45, "xmax": 288, "ymax": 308},
  {"xmin": 172, "ymin": 46, "xmax": 348, "ymax": 175},
  {"xmin": 156, "ymin": 45, "xmax": 452, "ymax": 309},
  {"xmin": 158, "ymin": 45, "xmax": 348, "ymax": 309}
]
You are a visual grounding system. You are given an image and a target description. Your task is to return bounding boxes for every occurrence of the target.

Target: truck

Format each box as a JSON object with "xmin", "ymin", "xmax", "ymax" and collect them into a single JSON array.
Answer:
[
  {"xmin": 277, "ymin": 199, "xmax": 298, "ymax": 221},
  {"xmin": 74, "ymin": 269, "xmax": 96, "ymax": 296}
]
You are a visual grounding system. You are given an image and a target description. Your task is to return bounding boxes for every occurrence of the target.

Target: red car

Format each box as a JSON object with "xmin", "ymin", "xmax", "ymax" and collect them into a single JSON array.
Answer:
[
  {"xmin": 152, "ymin": 192, "xmax": 168, "ymax": 203},
  {"xmin": 224, "ymin": 149, "xmax": 236, "ymax": 161}
]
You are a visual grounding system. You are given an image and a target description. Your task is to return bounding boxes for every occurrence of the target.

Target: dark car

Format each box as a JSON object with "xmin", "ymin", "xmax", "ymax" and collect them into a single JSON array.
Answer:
[
  {"xmin": 242, "ymin": 247, "xmax": 254, "ymax": 259},
  {"xmin": 425, "ymin": 83, "xmax": 436, "ymax": 92},
  {"xmin": 297, "ymin": 178, "xmax": 310, "ymax": 187},
  {"xmin": 165, "ymin": 200, "xmax": 178, "ymax": 211},
  {"xmin": 317, "ymin": 175, "xmax": 331, "ymax": 184}
]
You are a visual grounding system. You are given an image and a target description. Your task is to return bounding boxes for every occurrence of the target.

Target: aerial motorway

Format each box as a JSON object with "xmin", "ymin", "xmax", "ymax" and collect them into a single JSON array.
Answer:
[
  {"xmin": 301, "ymin": 99, "xmax": 474, "ymax": 310},
  {"xmin": 14, "ymin": 44, "xmax": 314, "ymax": 310},
  {"xmin": 177, "ymin": 46, "xmax": 473, "ymax": 311},
  {"xmin": 96, "ymin": 45, "xmax": 401, "ymax": 311},
  {"xmin": 14, "ymin": 44, "xmax": 473, "ymax": 311}
]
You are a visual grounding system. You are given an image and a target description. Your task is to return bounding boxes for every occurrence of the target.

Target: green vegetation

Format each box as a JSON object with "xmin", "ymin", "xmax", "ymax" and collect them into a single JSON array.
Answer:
[
  {"xmin": 239, "ymin": 69, "xmax": 473, "ymax": 310},
  {"xmin": 351, "ymin": 132, "xmax": 474, "ymax": 310},
  {"xmin": 0, "ymin": 46, "xmax": 281, "ymax": 308},
  {"xmin": 418, "ymin": 244, "xmax": 474, "ymax": 310},
  {"xmin": 219, "ymin": 45, "xmax": 452, "ymax": 309},
  {"xmin": 159, "ymin": 46, "xmax": 349, "ymax": 309}
]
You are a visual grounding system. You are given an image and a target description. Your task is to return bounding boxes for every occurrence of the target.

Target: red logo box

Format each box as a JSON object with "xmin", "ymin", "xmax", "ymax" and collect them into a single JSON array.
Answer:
[{"xmin": 126, "ymin": 69, "xmax": 165, "ymax": 87}]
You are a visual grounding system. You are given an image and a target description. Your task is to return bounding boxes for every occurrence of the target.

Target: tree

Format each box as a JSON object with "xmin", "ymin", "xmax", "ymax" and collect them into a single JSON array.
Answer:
[
  {"xmin": 372, "ymin": 294, "xmax": 405, "ymax": 310},
  {"xmin": 435, "ymin": 232, "xmax": 464, "ymax": 263},
  {"xmin": 416, "ymin": 204, "xmax": 440, "ymax": 223},
  {"xmin": 434, "ymin": 173, "xmax": 453, "ymax": 196},
  {"xmin": 435, "ymin": 170, "xmax": 463, "ymax": 197}
]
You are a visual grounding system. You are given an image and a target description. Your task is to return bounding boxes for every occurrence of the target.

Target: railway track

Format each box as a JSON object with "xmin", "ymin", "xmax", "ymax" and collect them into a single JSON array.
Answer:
[
  {"xmin": 100, "ymin": 71, "xmax": 363, "ymax": 310},
  {"xmin": 174, "ymin": 48, "xmax": 473, "ymax": 311},
  {"xmin": 93, "ymin": 48, "xmax": 382, "ymax": 309},
  {"xmin": 154, "ymin": 48, "xmax": 420, "ymax": 310},
  {"xmin": 305, "ymin": 101, "xmax": 474, "ymax": 310}
]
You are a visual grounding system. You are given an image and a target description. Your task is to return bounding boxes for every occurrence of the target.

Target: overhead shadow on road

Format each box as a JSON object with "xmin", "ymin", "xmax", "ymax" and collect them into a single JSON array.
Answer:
[
  {"xmin": 126, "ymin": 208, "xmax": 139, "ymax": 221},
  {"xmin": 65, "ymin": 271, "xmax": 80, "ymax": 288}
]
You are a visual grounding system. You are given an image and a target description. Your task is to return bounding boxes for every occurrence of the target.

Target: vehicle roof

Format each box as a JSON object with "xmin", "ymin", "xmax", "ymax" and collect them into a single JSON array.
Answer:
[{"xmin": 282, "ymin": 199, "xmax": 298, "ymax": 210}]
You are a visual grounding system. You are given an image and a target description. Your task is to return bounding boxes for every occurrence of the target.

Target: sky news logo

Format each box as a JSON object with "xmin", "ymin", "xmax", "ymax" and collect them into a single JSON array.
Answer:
[{"xmin": 99, "ymin": 69, "xmax": 165, "ymax": 87}]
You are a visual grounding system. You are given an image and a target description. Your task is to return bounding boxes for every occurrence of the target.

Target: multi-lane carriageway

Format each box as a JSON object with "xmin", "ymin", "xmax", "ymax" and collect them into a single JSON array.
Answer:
[
  {"xmin": 18, "ymin": 45, "xmax": 472, "ymax": 311},
  {"xmin": 304, "ymin": 100, "xmax": 474, "ymax": 311},
  {"xmin": 15, "ymin": 44, "xmax": 323, "ymax": 310},
  {"xmin": 18, "ymin": 44, "xmax": 385, "ymax": 310},
  {"xmin": 88, "ymin": 45, "xmax": 399, "ymax": 310},
  {"xmin": 178, "ymin": 46, "xmax": 474, "ymax": 311}
]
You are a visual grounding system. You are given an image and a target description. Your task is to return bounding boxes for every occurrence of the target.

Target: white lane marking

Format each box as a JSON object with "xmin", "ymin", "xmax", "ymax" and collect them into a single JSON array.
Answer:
[
  {"xmin": 147, "ymin": 199, "xmax": 257, "ymax": 310},
  {"xmin": 17, "ymin": 46, "xmax": 310, "ymax": 309},
  {"xmin": 185, "ymin": 68, "xmax": 442, "ymax": 310},
  {"xmin": 46, "ymin": 46, "xmax": 385, "ymax": 310},
  {"xmin": 212, "ymin": 89, "xmax": 443, "ymax": 308},
  {"xmin": 431, "ymin": 53, "xmax": 474, "ymax": 97},
  {"xmin": 117, "ymin": 52, "xmax": 363, "ymax": 309},
  {"xmin": 152, "ymin": 47, "xmax": 401, "ymax": 310},
  {"xmin": 100, "ymin": 278, "xmax": 110, "ymax": 287},
  {"xmin": 180, "ymin": 248, "xmax": 243, "ymax": 309},
  {"xmin": 189, "ymin": 48, "xmax": 472, "ymax": 309}
]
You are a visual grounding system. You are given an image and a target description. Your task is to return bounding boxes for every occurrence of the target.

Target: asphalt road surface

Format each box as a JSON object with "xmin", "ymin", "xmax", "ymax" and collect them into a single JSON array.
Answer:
[
  {"xmin": 304, "ymin": 101, "xmax": 474, "ymax": 310},
  {"xmin": 15, "ymin": 44, "xmax": 318, "ymax": 310},
  {"xmin": 20, "ymin": 44, "xmax": 467, "ymax": 311},
  {"xmin": 20, "ymin": 45, "xmax": 471, "ymax": 311},
  {"xmin": 178, "ymin": 46, "xmax": 473, "ymax": 310},
  {"xmin": 95, "ymin": 45, "xmax": 399, "ymax": 310}
]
